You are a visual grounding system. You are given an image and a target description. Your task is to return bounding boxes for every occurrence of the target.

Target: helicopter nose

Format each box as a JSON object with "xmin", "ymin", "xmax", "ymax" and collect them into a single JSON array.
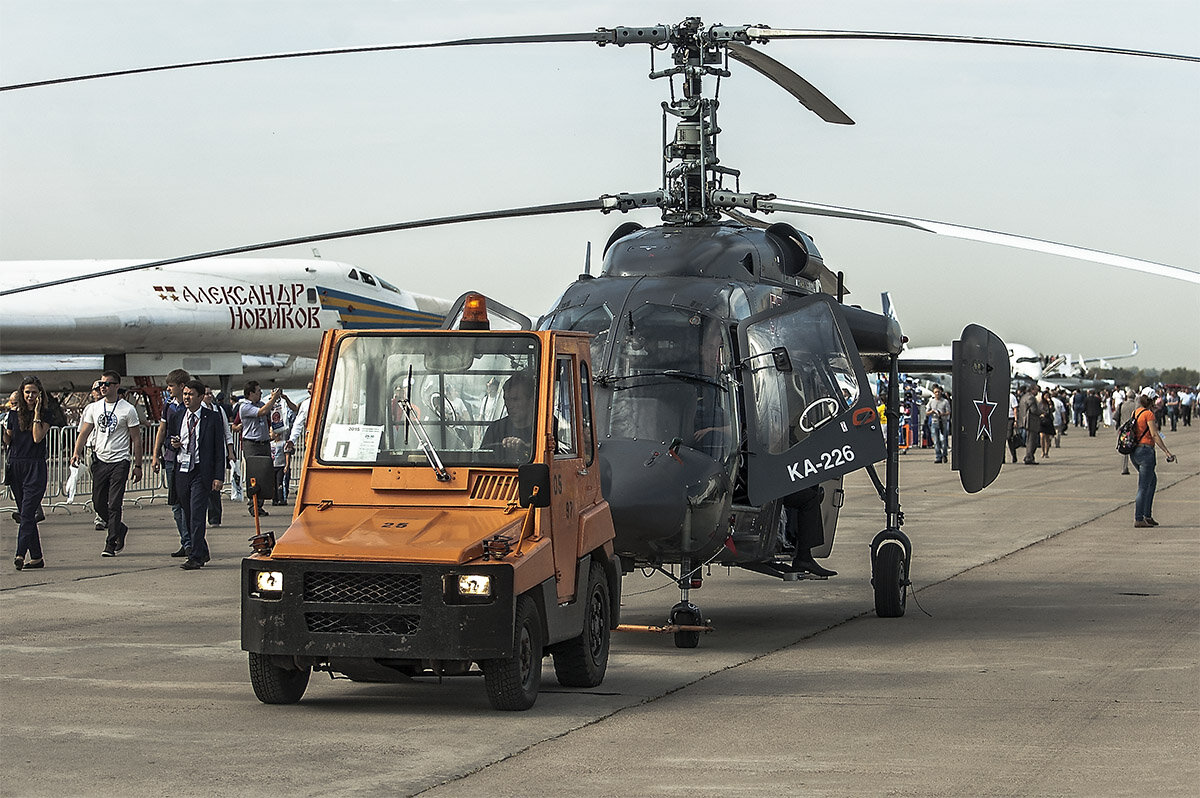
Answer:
[{"xmin": 599, "ymin": 439, "xmax": 730, "ymax": 559}]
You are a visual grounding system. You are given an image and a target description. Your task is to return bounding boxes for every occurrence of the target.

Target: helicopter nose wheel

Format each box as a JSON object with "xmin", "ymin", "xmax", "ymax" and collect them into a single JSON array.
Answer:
[
  {"xmin": 668, "ymin": 555, "xmax": 707, "ymax": 648},
  {"xmin": 669, "ymin": 601, "xmax": 704, "ymax": 649}
]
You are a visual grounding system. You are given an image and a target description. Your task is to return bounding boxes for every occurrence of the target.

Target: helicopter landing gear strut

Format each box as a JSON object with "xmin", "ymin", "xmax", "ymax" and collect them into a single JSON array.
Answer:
[
  {"xmin": 614, "ymin": 557, "xmax": 713, "ymax": 646},
  {"xmin": 670, "ymin": 556, "xmax": 707, "ymax": 648},
  {"xmin": 869, "ymin": 353, "xmax": 912, "ymax": 618}
]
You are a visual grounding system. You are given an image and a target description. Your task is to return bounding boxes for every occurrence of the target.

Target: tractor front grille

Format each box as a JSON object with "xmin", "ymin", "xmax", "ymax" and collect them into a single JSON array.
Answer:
[
  {"xmin": 303, "ymin": 571, "xmax": 422, "ymax": 605},
  {"xmin": 305, "ymin": 611, "xmax": 420, "ymax": 636}
]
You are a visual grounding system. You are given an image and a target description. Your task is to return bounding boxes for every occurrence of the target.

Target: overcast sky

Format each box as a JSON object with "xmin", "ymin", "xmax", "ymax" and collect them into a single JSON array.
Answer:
[{"xmin": 2, "ymin": 0, "xmax": 1197, "ymax": 368}]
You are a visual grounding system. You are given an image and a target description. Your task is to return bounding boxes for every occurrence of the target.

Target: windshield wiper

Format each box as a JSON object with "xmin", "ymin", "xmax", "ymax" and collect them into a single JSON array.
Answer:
[
  {"xmin": 599, "ymin": 370, "xmax": 726, "ymax": 390},
  {"xmin": 402, "ymin": 365, "xmax": 450, "ymax": 482}
]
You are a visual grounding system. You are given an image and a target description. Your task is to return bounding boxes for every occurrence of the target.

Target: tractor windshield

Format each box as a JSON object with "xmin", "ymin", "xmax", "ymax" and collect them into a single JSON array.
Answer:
[{"xmin": 317, "ymin": 332, "xmax": 540, "ymax": 467}]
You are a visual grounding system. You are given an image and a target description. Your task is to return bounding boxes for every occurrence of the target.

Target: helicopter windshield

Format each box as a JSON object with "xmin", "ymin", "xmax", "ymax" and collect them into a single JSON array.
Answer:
[
  {"xmin": 317, "ymin": 333, "xmax": 540, "ymax": 467},
  {"xmin": 601, "ymin": 305, "xmax": 734, "ymax": 460},
  {"xmin": 742, "ymin": 300, "xmax": 862, "ymax": 455},
  {"xmin": 541, "ymin": 301, "xmax": 613, "ymax": 369}
]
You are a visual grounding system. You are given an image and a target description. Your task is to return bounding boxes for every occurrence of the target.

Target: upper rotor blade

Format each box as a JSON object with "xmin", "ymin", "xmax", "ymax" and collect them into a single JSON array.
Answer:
[
  {"xmin": 744, "ymin": 28, "xmax": 1200, "ymax": 63},
  {"xmin": 726, "ymin": 43, "xmax": 853, "ymax": 125},
  {"xmin": 0, "ymin": 195, "xmax": 658, "ymax": 296},
  {"xmin": 729, "ymin": 194, "xmax": 1200, "ymax": 284},
  {"xmin": 0, "ymin": 31, "xmax": 607, "ymax": 91}
]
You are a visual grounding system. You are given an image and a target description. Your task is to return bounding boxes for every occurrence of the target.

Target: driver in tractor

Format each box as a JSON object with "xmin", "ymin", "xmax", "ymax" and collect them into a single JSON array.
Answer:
[{"xmin": 479, "ymin": 372, "xmax": 536, "ymax": 461}]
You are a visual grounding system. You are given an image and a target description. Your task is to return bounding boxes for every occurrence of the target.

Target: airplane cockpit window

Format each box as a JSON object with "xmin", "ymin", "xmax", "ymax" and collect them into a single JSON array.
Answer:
[
  {"xmin": 348, "ymin": 269, "xmax": 359, "ymax": 280},
  {"xmin": 602, "ymin": 305, "xmax": 733, "ymax": 461},
  {"xmin": 318, "ymin": 333, "xmax": 540, "ymax": 467},
  {"xmin": 743, "ymin": 301, "xmax": 862, "ymax": 455},
  {"xmin": 378, "ymin": 278, "xmax": 402, "ymax": 294},
  {"xmin": 359, "ymin": 271, "xmax": 377, "ymax": 287}
]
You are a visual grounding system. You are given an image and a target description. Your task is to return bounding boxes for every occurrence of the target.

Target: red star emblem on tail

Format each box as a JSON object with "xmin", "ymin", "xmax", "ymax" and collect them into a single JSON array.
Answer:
[{"xmin": 973, "ymin": 385, "xmax": 998, "ymax": 441}]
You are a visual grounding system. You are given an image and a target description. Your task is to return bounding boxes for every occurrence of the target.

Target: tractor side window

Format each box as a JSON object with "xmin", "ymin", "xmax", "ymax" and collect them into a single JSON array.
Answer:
[
  {"xmin": 553, "ymin": 356, "xmax": 577, "ymax": 458},
  {"xmin": 579, "ymin": 361, "xmax": 595, "ymax": 466}
]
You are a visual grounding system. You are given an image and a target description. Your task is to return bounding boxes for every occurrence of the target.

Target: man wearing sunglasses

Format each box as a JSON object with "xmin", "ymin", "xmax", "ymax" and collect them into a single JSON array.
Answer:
[{"xmin": 71, "ymin": 371, "xmax": 143, "ymax": 557}]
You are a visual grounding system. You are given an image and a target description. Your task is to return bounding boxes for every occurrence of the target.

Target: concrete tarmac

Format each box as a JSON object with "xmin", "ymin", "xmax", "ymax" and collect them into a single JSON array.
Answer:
[{"xmin": 2, "ymin": 424, "xmax": 1197, "ymax": 797}]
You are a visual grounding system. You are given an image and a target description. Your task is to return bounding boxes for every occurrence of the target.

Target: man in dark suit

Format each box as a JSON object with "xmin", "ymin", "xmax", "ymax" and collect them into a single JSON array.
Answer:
[{"xmin": 168, "ymin": 379, "xmax": 227, "ymax": 570}]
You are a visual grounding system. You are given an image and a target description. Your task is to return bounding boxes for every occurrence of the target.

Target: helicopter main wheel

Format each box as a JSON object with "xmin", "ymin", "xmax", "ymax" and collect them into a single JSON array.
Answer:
[
  {"xmin": 872, "ymin": 542, "xmax": 909, "ymax": 618},
  {"xmin": 669, "ymin": 601, "xmax": 703, "ymax": 649}
]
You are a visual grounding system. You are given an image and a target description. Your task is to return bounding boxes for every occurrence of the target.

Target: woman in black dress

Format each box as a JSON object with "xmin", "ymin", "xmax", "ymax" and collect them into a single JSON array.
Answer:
[
  {"xmin": 1039, "ymin": 392, "xmax": 1056, "ymax": 458},
  {"xmin": 5, "ymin": 376, "xmax": 50, "ymax": 569}
]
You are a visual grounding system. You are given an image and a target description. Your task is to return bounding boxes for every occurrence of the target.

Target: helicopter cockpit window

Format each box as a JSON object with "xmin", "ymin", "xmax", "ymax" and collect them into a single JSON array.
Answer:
[
  {"xmin": 743, "ymin": 301, "xmax": 861, "ymax": 455},
  {"xmin": 541, "ymin": 302, "xmax": 614, "ymax": 369},
  {"xmin": 602, "ymin": 305, "xmax": 733, "ymax": 461},
  {"xmin": 317, "ymin": 333, "xmax": 540, "ymax": 467}
]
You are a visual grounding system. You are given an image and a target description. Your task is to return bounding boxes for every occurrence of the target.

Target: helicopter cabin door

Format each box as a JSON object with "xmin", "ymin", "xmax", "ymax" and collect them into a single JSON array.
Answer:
[{"xmin": 736, "ymin": 293, "xmax": 885, "ymax": 508}]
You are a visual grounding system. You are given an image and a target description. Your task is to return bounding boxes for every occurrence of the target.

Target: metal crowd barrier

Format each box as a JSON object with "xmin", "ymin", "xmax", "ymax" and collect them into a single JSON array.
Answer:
[{"xmin": 2, "ymin": 425, "xmax": 305, "ymax": 515}]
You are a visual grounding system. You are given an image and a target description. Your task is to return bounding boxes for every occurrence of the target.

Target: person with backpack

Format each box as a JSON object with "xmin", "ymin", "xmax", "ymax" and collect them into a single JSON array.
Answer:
[{"xmin": 1128, "ymin": 391, "xmax": 1177, "ymax": 529}]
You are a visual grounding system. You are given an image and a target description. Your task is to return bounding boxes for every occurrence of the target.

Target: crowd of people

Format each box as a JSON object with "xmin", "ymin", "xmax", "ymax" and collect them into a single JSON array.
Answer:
[
  {"xmin": 877, "ymin": 377, "xmax": 1188, "ymax": 530},
  {"xmin": 5, "ymin": 370, "xmax": 1194, "ymax": 569},
  {"xmin": 4, "ymin": 371, "xmax": 313, "ymax": 572}
]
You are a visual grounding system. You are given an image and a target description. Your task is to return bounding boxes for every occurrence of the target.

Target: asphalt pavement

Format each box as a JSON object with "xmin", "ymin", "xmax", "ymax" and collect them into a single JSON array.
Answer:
[{"xmin": 2, "ymin": 422, "xmax": 1196, "ymax": 797}]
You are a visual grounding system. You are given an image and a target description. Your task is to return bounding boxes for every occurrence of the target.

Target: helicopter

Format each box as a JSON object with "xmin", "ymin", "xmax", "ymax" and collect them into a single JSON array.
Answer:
[{"xmin": 3, "ymin": 15, "xmax": 1197, "ymax": 648}]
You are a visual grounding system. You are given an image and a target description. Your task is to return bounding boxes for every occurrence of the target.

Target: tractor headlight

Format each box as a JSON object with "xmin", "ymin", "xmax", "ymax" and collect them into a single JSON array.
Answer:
[
  {"xmin": 443, "ymin": 572, "xmax": 494, "ymax": 604},
  {"xmin": 252, "ymin": 570, "xmax": 284, "ymax": 598},
  {"xmin": 457, "ymin": 574, "xmax": 491, "ymax": 597}
]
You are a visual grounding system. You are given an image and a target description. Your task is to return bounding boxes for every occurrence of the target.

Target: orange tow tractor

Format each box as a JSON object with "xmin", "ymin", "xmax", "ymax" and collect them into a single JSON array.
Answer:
[{"xmin": 241, "ymin": 296, "xmax": 620, "ymax": 710}]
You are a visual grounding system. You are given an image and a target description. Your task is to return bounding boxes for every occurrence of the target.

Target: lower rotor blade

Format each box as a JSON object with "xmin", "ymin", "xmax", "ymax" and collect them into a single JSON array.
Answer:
[
  {"xmin": 733, "ymin": 194, "xmax": 1200, "ymax": 284},
  {"xmin": 726, "ymin": 43, "xmax": 853, "ymax": 125},
  {"xmin": 0, "ymin": 195, "xmax": 654, "ymax": 296},
  {"xmin": 744, "ymin": 28, "xmax": 1200, "ymax": 63}
]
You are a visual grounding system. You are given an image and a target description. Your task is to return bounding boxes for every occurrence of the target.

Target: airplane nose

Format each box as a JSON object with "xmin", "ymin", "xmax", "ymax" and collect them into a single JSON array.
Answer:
[{"xmin": 598, "ymin": 439, "xmax": 731, "ymax": 562}]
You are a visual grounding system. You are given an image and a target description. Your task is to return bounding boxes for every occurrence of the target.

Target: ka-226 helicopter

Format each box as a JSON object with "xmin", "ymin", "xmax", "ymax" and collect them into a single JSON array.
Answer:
[{"xmin": 6, "ymin": 17, "xmax": 1197, "ymax": 648}]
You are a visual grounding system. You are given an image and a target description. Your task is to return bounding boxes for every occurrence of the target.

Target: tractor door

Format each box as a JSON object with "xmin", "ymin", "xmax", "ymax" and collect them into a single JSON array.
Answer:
[
  {"xmin": 737, "ymin": 293, "xmax": 885, "ymax": 507},
  {"xmin": 547, "ymin": 348, "xmax": 585, "ymax": 603}
]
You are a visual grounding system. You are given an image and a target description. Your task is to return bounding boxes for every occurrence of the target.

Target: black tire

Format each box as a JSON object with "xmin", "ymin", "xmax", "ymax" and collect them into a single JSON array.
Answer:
[
  {"xmin": 551, "ymin": 562, "xmax": 611, "ymax": 687},
  {"xmin": 670, "ymin": 603, "xmax": 702, "ymax": 649},
  {"xmin": 483, "ymin": 595, "xmax": 543, "ymax": 711},
  {"xmin": 248, "ymin": 652, "xmax": 310, "ymax": 704},
  {"xmin": 873, "ymin": 543, "xmax": 908, "ymax": 618}
]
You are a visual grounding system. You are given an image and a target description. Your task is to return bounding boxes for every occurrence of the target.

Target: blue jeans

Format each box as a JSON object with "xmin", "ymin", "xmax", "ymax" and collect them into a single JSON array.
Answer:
[
  {"xmin": 1130, "ymin": 445, "xmax": 1157, "ymax": 521},
  {"xmin": 929, "ymin": 417, "xmax": 949, "ymax": 461}
]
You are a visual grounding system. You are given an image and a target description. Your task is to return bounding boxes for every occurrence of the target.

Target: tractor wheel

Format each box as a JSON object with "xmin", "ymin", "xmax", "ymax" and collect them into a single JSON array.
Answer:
[
  {"xmin": 551, "ymin": 562, "xmax": 611, "ymax": 687},
  {"xmin": 483, "ymin": 595, "xmax": 543, "ymax": 710},
  {"xmin": 248, "ymin": 652, "xmax": 310, "ymax": 704}
]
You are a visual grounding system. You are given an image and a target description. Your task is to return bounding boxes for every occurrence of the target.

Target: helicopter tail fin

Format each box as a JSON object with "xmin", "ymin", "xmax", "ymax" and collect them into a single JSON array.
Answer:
[{"xmin": 951, "ymin": 324, "xmax": 1010, "ymax": 493}]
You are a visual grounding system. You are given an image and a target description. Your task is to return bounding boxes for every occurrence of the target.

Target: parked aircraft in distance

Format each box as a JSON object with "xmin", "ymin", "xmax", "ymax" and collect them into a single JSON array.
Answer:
[
  {"xmin": 882, "ymin": 293, "xmax": 1137, "ymax": 388},
  {"xmin": 0, "ymin": 257, "xmax": 452, "ymax": 391}
]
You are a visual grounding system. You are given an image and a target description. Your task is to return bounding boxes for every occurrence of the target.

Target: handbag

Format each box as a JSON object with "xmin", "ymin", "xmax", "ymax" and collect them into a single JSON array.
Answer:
[{"xmin": 1116, "ymin": 409, "xmax": 1144, "ymax": 455}]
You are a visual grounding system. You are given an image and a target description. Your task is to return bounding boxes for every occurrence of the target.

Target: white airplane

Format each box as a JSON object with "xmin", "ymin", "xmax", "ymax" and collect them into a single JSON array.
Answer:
[
  {"xmin": 0, "ymin": 257, "xmax": 452, "ymax": 391},
  {"xmin": 881, "ymin": 293, "xmax": 1135, "ymax": 388}
]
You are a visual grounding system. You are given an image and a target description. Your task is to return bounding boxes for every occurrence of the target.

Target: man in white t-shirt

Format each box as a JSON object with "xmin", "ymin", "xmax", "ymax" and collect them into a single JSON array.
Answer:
[
  {"xmin": 924, "ymin": 385, "xmax": 952, "ymax": 464},
  {"xmin": 71, "ymin": 370, "xmax": 143, "ymax": 556}
]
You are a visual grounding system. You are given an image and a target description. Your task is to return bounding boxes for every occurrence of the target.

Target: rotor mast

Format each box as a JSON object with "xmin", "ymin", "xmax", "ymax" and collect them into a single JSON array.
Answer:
[{"xmin": 647, "ymin": 18, "xmax": 743, "ymax": 225}]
